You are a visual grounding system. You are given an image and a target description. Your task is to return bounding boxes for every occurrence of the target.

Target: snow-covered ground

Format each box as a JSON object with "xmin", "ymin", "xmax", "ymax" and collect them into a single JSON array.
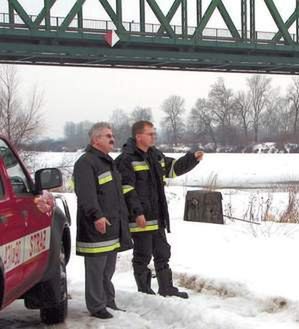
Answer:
[
  {"xmin": 1, "ymin": 153, "xmax": 299, "ymax": 328},
  {"xmin": 29, "ymin": 151, "xmax": 299, "ymax": 188}
]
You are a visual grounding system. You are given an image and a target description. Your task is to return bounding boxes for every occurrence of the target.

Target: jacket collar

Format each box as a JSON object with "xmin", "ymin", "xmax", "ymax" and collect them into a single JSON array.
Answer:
[
  {"xmin": 85, "ymin": 144, "xmax": 113, "ymax": 163},
  {"xmin": 122, "ymin": 137, "xmax": 158, "ymax": 157}
]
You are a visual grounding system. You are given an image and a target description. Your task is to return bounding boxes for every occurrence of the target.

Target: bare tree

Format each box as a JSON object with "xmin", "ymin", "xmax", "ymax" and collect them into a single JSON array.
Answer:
[
  {"xmin": 109, "ymin": 109, "xmax": 131, "ymax": 148},
  {"xmin": 207, "ymin": 78, "xmax": 236, "ymax": 144},
  {"xmin": 64, "ymin": 121, "xmax": 76, "ymax": 140},
  {"xmin": 247, "ymin": 75, "xmax": 271, "ymax": 143},
  {"xmin": 188, "ymin": 98, "xmax": 218, "ymax": 149},
  {"xmin": 161, "ymin": 95, "xmax": 185, "ymax": 147},
  {"xmin": 63, "ymin": 120, "xmax": 93, "ymax": 150},
  {"xmin": 234, "ymin": 91, "xmax": 252, "ymax": 141},
  {"xmin": 130, "ymin": 106, "xmax": 152, "ymax": 122},
  {"xmin": 0, "ymin": 65, "xmax": 44, "ymax": 150},
  {"xmin": 262, "ymin": 93, "xmax": 290, "ymax": 140},
  {"xmin": 287, "ymin": 77, "xmax": 299, "ymax": 137}
]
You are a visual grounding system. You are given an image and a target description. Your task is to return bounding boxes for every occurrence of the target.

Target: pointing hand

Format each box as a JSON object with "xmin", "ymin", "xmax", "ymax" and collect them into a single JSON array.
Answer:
[{"xmin": 194, "ymin": 151, "xmax": 204, "ymax": 161}]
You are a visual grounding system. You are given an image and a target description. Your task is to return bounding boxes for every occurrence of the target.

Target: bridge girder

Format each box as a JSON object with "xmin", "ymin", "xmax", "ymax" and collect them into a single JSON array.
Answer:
[{"xmin": 0, "ymin": 0, "xmax": 299, "ymax": 74}]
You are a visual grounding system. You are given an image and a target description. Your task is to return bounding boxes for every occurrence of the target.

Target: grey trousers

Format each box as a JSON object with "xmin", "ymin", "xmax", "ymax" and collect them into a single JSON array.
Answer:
[{"xmin": 84, "ymin": 252, "xmax": 117, "ymax": 314}]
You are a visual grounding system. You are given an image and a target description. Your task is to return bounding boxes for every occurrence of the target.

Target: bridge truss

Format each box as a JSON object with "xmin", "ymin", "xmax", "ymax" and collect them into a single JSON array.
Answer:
[{"xmin": 0, "ymin": 0, "xmax": 299, "ymax": 74}]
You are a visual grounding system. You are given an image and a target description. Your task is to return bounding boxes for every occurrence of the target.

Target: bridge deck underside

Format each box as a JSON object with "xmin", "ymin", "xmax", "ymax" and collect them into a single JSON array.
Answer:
[
  {"xmin": 0, "ymin": 43, "xmax": 298, "ymax": 75},
  {"xmin": 0, "ymin": 25, "xmax": 299, "ymax": 74}
]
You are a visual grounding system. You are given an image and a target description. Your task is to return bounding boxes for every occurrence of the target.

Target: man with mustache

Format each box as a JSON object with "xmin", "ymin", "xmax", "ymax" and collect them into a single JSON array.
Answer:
[{"xmin": 73, "ymin": 122, "xmax": 132, "ymax": 319}]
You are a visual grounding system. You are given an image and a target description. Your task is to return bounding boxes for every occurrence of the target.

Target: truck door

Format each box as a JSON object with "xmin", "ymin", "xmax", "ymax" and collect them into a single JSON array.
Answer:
[
  {"xmin": 0, "ymin": 138, "xmax": 51, "ymax": 300},
  {"xmin": 0, "ymin": 150, "xmax": 26, "ymax": 307}
]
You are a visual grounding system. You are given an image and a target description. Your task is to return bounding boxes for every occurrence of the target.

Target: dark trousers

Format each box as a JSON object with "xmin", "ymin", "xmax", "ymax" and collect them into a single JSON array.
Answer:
[
  {"xmin": 132, "ymin": 228, "xmax": 171, "ymax": 274},
  {"xmin": 84, "ymin": 252, "xmax": 117, "ymax": 314}
]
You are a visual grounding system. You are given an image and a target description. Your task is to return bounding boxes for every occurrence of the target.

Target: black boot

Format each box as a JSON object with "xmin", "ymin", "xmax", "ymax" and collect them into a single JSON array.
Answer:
[
  {"xmin": 134, "ymin": 269, "xmax": 155, "ymax": 295},
  {"xmin": 157, "ymin": 268, "xmax": 189, "ymax": 299},
  {"xmin": 107, "ymin": 300, "xmax": 126, "ymax": 312}
]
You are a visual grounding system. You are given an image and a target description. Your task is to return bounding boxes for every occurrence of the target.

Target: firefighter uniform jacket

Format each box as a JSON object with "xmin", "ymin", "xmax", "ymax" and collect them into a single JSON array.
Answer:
[
  {"xmin": 74, "ymin": 145, "xmax": 132, "ymax": 256},
  {"xmin": 116, "ymin": 138, "xmax": 199, "ymax": 233}
]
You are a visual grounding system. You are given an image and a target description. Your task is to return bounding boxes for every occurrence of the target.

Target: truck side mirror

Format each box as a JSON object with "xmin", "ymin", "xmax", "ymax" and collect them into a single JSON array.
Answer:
[{"xmin": 35, "ymin": 168, "xmax": 62, "ymax": 192}]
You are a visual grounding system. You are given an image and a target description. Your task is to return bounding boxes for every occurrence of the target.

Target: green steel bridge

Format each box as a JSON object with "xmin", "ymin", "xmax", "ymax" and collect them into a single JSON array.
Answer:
[{"xmin": 1, "ymin": 0, "xmax": 299, "ymax": 74}]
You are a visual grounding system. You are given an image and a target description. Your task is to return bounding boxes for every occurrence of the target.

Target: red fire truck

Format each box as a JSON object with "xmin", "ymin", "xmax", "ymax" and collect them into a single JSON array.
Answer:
[{"xmin": 0, "ymin": 136, "xmax": 71, "ymax": 324}]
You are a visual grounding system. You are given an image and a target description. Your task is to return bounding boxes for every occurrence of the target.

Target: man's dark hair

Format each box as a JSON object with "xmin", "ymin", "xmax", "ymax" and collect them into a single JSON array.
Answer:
[{"xmin": 132, "ymin": 121, "xmax": 153, "ymax": 138}]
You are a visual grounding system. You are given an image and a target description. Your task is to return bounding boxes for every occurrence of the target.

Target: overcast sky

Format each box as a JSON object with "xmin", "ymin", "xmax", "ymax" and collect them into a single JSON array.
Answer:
[{"xmin": 1, "ymin": 0, "xmax": 297, "ymax": 138}]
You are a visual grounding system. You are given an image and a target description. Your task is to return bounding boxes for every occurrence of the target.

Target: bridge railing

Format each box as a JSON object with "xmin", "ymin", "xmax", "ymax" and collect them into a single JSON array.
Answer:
[{"xmin": 0, "ymin": 12, "xmax": 296, "ymax": 45}]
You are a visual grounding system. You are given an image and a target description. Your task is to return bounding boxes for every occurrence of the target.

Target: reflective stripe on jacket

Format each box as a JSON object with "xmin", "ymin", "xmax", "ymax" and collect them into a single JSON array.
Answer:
[
  {"xmin": 116, "ymin": 138, "xmax": 199, "ymax": 233},
  {"xmin": 73, "ymin": 145, "xmax": 132, "ymax": 256}
]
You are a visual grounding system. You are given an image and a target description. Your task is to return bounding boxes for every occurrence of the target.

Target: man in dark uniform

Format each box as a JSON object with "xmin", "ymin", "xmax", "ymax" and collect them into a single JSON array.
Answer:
[
  {"xmin": 73, "ymin": 122, "xmax": 132, "ymax": 319},
  {"xmin": 116, "ymin": 120, "xmax": 204, "ymax": 299}
]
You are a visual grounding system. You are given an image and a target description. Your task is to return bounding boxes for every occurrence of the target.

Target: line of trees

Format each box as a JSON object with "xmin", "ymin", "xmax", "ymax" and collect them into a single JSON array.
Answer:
[
  {"xmin": 166, "ymin": 76, "xmax": 299, "ymax": 150},
  {"xmin": 60, "ymin": 75, "xmax": 299, "ymax": 152},
  {"xmin": 2, "ymin": 63, "xmax": 299, "ymax": 152},
  {"xmin": 62, "ymin": 107, "xmax": 153, "ymax": 150},
  {"xmin": 186, "ymin": 75, "xmax": 299, "ymax": 150}
]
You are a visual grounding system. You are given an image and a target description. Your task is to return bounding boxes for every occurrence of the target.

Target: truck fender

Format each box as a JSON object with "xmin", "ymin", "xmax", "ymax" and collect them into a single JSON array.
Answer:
[
  {"xmin": 24, "ymin": 206, "xmax": 71, "ymax": 309},
  {"xmin": 42, "ymin": 206, "xmax": 70, "ymax": 281},
  {"xmin": 0, "ymin": 259, "xmax": 4, "ymax": 309}
]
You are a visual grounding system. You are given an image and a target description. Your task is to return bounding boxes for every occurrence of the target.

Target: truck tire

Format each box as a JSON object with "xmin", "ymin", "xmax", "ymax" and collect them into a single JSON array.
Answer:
[{"xmin": 40, "ymin": 243, "xmax": 68, "ymax": 324}]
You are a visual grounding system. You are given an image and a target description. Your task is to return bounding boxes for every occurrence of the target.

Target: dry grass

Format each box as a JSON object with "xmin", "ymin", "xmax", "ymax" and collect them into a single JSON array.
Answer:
[
  {"xmin": 223, "ymin": 184, "xmax": 299, "ymax": 230},
  {"xmin": 279, "ymin": 185, "xmax": 299, "ymax": 223}
]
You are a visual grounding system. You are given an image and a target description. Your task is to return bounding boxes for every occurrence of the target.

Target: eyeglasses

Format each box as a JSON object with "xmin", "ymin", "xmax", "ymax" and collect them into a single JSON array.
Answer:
[
  {"xmin": 98, "ymin": 133, "xmax": 115, "ymax": 139},
  {"xmin": 142, "ymin": 132, "xmax": 156, "ymax": 137}
]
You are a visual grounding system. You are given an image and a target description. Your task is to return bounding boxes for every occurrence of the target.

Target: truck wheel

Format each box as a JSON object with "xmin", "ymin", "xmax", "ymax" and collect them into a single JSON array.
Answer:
[{"xmin": 40, "ymin": 244, "xmax": 68, "ymax": 324}]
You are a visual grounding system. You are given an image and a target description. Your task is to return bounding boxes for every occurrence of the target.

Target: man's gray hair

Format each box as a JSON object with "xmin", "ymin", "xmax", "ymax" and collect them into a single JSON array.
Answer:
[{"xmin": 88, "ymin": 122, "xmax": 112, "ymax": 140}]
